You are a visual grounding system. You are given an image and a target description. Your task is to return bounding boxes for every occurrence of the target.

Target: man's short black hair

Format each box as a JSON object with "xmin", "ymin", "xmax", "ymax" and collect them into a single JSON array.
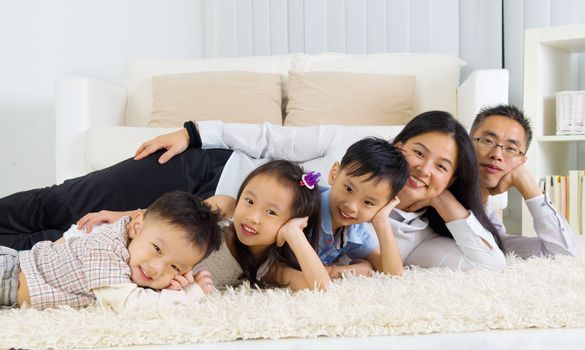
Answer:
[{"xmin": 471, "ymin": 104, "xmax": 533, "ymax": 150}]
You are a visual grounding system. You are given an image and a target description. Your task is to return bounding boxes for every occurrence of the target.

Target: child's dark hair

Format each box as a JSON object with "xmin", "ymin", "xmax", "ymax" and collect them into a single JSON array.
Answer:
[
  {"xmin": 471, "ymin": 104, "xmax": 533, "ymax": 150},
  {"xmin": 393, "ymin": 111, "xmax": 501, "ymax": 248},
  {"xmin": 234, "ymin": 160, "xmax": 322, "ymax": 286},
  {"xmin": 145, "ymin": 191, "xmax": 223, "ymax": 260},
  {"xmin": 340, "ymin": 137, "xmax": 409, "ymax": 199}
]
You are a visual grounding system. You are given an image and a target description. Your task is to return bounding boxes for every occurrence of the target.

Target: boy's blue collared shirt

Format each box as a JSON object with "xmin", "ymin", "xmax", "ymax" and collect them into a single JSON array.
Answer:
[{"xmin": 318, "ymin": 188, "xmax": 379, "ymax": 265}]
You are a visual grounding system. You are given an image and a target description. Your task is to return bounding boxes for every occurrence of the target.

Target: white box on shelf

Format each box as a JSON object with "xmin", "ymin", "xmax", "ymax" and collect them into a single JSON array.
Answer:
[{"xmin": 555, "ymin": 90, "xmax": 585, "ymax": 135}]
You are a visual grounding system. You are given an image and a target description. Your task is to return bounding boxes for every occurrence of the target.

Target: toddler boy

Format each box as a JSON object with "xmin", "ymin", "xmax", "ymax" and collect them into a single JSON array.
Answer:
[{"xmin": 0, "ymin": 191, "xmax": 222, "ymax": 312}]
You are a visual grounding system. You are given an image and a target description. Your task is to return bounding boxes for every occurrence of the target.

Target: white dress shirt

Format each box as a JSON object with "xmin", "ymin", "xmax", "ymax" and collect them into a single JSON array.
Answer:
[{"xmin": 486, "ymin": 194, "xmax": 576, "ymax": 258}]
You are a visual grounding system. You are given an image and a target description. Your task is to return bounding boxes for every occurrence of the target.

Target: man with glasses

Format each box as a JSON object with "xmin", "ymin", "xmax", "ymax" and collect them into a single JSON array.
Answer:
[{"xmin": 470, "ymin": 104, "xmax": 576, "ymax": 257}]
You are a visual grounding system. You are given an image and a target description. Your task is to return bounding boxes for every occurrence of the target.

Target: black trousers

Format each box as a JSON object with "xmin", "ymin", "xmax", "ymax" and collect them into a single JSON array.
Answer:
[{"xmin": 0, "ymin": 148, "xmax": 232, "ymax": 250}]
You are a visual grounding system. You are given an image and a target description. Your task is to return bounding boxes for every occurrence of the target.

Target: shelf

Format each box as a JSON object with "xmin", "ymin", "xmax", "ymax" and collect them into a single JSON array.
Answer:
[
  {"xmin": 537, "ymin": 25, "xmax": 585, "ymax": 52},
  {"xmin": 519, "ymin": 24, "xmax": 585, "ymax": 235},
  {"xmin": 538, "ymin": 135, "xmax": 585, "ymax": 142}
]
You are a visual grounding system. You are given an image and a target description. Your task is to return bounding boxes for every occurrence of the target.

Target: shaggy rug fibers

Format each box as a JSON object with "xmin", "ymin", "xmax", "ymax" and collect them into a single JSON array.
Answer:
[{"xmin": 2, "ymin": 241, "xmax": 585, "ymax": 349}]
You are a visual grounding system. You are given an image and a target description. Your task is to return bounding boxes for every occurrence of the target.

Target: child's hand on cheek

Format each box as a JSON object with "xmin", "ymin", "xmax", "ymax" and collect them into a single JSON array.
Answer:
[
  {"xmin": 166, "ymin": 271, "xmax": 195, "ymax": 291},
  {"xmin": 371, "ymin": 197, "xmax": 400, "ymax": 225},
  {"xmin": 194, "ymin": 270, "xmax": 215, "ymax": 295},
  {"xmin": 276, "ymin": 217, "xmax": 308, "ymax": 247}
]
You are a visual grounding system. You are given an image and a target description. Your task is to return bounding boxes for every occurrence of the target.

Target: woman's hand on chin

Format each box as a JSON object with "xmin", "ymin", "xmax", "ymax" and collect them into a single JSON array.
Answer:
[
  {"xmin": 429, "ymin": 189, "xmax": 464, "ymax": 210},
  {"xmin": 400, "ymin": 189, "xmax": 458, "ymax": 213},
  {"xmin": 429, "ymin": 190, "xmax": 470, "ymax": 222},
  {"xmin": 402, "ymin": 198, "xmax": 432, "ymax": 212}
]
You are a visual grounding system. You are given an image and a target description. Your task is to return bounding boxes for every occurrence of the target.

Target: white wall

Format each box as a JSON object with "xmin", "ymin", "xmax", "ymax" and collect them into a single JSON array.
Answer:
[{"xmin": 0, "ymin": 0, "xmax": 204, "ymax": 197}]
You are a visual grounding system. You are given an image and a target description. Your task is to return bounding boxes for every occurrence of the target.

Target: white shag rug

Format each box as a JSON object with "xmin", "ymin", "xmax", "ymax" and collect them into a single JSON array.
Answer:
[{"xmin": 2, "ymin": 240, "xmax": 585, "ymax": 349}]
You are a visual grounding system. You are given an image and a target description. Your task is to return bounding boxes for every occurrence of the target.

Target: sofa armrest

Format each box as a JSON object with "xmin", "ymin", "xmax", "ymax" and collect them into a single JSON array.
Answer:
[
  {"xmin": 457, "ymin": 69, "xmax": 509, "ymax": 130},
  {"xmin": 55, "ymin": 76, "xmax": 127, "ymax": 183}
]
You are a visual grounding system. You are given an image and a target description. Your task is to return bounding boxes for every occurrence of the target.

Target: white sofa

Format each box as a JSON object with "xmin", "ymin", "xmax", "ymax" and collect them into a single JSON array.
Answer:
[{"xmin": 55, "ymin": 52, "xmax": 509, "ymax": 206}]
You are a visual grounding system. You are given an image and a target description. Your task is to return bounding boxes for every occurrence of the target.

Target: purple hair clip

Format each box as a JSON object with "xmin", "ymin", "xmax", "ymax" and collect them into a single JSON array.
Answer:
[{"xmin": 300, "ymin": 171, "xmax": 321, "ymax": 190}]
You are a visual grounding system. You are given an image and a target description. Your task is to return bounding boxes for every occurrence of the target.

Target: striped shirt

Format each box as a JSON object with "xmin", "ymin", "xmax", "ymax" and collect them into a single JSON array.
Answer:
[{"xmin": 19, "ymin": 217, "xmax": 131, "ymax": 310}]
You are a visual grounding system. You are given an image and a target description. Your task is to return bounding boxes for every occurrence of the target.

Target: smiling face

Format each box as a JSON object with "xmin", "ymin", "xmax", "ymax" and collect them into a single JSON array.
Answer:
[
  {"xmin": 232, "ymin": 174, "xmax": 295, "ymax": 255},
  {"xmin": 471, "ymin": 115, "xmax": 527, "ymax": 189},
  {"xmin": 127, "ymin": 215, "xmax": 204, "ymax": 289},
  {"xmin": 394, "ymin": 131, "xmax": 458, "ymax": 208},
  {"xmin": 327, "ymin": 162, "xmax": 393, "ymax": 231}
]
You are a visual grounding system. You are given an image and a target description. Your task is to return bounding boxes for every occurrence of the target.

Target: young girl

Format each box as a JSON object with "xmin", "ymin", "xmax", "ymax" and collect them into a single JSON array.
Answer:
[{"xmin": 78, "ymin": 160, "xmax": 330, "ymax": 290}]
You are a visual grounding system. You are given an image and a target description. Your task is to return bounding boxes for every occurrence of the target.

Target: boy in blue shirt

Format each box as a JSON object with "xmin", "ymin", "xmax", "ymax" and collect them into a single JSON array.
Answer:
[{"xmin": 319, "ymin": 137, "xmax": 408, "ymax": 277}]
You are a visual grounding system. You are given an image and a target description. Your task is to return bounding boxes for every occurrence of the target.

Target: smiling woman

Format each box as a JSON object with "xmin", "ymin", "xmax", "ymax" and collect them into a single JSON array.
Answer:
[
  {"xmin": 394, "ymin": 131, "xmax": 458, "ymax": 210},
  {"xmin": 386, "ymin": 111, "xmax": 506, "ymax": 271}
]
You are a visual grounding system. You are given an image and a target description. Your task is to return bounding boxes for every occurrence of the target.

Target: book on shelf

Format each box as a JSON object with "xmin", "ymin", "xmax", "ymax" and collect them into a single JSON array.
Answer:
[
  {"xmin": 568, "ymin": 170, "xmax": 581, "ymax": 235},
  {"xmin": 553, "ymin": 175, "xmax": 562, "ymax": 216},
  {"xmin": 560, "ymin": 175, "xmax": 567, "ymax": 218},
  {"xmin": 541, "ymin": 171, "xmax": 585, "ymax": 235},
  {"xmin": 581, "ymin": 173, "xmax": 585, "ymax": 235}
]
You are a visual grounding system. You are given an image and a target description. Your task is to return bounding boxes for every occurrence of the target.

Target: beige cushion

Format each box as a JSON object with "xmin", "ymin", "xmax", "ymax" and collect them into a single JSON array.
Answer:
[
  {"xmin": 285, "ymin": 71, "xmax": 415, "ymax": 126},
  {"xmin": 149, "ymin": 71, "xmax": 283, "ymax": 127},
  {"xmin": 292, "ymin": 53, "xmax": 462, "ymax": 118},
  {"xmin": 125, "ymin": 56, "xmax": 292, "ymax": 126}
]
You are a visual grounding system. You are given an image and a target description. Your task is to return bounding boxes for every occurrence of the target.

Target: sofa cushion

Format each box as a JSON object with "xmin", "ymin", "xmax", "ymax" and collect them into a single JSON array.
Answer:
[
  {"xmin": 284, "ymin": 71, "xmax": 415, "ymax": 126},
  {"xmin": 150, "ymin": 71, "xmax": 283, "ymax": 127},
  {"xmin": 291, "ymin": 53, "xmax": 463, "ymax": 117},
  {"xmin": 124, "ymin": 55, "xmax": 292, "ymax": 126}
]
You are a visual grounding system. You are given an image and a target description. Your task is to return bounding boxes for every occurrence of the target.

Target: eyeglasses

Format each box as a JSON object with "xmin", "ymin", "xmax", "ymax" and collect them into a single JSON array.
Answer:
[{"xmin": 473, "ymin": 137, "xmax": 525, "ymax": 157}]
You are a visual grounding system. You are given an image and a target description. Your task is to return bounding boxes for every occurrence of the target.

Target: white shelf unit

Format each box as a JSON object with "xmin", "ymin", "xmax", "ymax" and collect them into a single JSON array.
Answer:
[{"xmin": 522, "ymin": 25, "xmax": 585, "ymax": 235}]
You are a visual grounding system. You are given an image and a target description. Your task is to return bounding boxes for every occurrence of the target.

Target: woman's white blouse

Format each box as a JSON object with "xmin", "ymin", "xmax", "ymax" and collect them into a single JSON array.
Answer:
[{"xmin": 390, "ymin": 208, "xmax": 507, "ymax": 271}]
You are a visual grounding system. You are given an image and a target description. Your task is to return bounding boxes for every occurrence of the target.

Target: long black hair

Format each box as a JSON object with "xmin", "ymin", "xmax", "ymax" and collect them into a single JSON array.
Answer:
[
  {"xmin": 232, "ymin": 160, "xmax": 322, "ymax": 286},
  {"xmin": 392, "ymin": 111, "xmax": 501, "ymax": 247}
]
